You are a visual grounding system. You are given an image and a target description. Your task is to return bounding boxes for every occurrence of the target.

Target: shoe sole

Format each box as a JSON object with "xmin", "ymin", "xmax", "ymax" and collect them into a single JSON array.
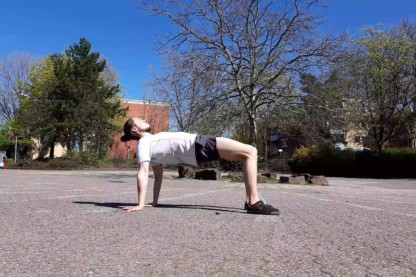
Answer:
[{"xmin": 247, "ymin": 210, "xmax": 281, "ymax": 215}]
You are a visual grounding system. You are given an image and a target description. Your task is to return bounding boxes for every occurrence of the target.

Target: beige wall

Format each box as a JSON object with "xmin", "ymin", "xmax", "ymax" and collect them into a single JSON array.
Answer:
[
  {"xmin": 344, "ymin": 124, "xmax": 368, "ymax": 150},
  {"xmin": 31, "ymin": 138, "xmax": 66, "ymax": 159}
]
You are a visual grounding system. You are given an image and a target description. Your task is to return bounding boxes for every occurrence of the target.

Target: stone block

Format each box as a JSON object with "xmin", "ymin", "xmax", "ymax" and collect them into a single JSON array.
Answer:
[
  {"xmin": 301, "ymin": 173, "xmax": 312, "ymax": 182},
  {"xmin": 230, "ymin": 173, "xmax": 244, "ymax": 183},
  {"xmin": 229, "ymin": 173, "xmax": 268, "ymax": 183},
  {"xmin": 195, "ymin": 169, "xmax": 221, "ymax": 180},
  {"xmin": 279, "ymin": 176, "xmax": 290, "ymax": 183},
  {"xmin": 261, "ymin": 173, "xmax": 272, "ymax": 178},
  {"xmin": 257, "ymin": 175, "xmax": 267, "ymax": 183},
  {"xmin": 309, "ymin": 175, "xmax": 329, "ymax": 186},
  {"xmin": 289, "ymin": 175, "xmax": 306, "ymax": 185},
  {"xmin": 272, "ymin": 174, "xmax": 280, "ymax": 180},
  {"xmin": 178, "ymin": 165, "xmax": 195, "ymax": 179}
]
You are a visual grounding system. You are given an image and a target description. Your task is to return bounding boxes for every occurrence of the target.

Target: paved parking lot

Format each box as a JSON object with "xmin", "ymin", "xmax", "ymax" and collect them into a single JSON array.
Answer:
[{"xmin": 1, "ymin": 169, "xmax": 416, "ymax": 276}]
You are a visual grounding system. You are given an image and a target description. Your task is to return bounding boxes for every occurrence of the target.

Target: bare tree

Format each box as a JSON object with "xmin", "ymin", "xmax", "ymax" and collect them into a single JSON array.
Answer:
[
  {"xmin": 140, "ymin": 0, "xmax": 345, "ymax": 145},
  {"xmin": 149, "ymin": 50, "xmax": 236, "ymax": 134},
  {"xmin": 296, "ymin": 70, "xmax": 346, "ymax": 144},
  {"xmin": 0, "ymin": 53, "xmax": 34, "ymax": 122}
]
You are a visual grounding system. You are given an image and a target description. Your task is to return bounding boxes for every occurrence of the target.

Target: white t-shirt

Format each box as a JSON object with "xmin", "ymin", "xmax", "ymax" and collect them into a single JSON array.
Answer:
[{"xmin": 137, "ymin": 132, "xmax": 198, "ymax": 166}]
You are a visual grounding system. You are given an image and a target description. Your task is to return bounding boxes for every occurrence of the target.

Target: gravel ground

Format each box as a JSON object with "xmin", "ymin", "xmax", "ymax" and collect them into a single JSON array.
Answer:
[{"xmin": 0, "ymin": 169, "xmax": 415, "ymax": 277}]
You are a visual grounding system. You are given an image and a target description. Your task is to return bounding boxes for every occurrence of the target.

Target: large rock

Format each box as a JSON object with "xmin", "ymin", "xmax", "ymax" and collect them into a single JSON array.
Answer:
[
  {"xmin": 195, "ymin": 169, "xmax": 221, "ymax": 180},
  {"xmin": 280, "ymin": 174, "xmax": 306, "ymax": 185},
  {"xmin": 261, "ymin": 173, "xmax": 272, "ymax": 178},
  {"xmin": 257, "ymin": 174, "xmax": 268, "ymax": 183},
  {"xmin": 178, "ymin": 165, "xmax": 195, "ymax": 179},
  {"xmin": 300, "ymin": 173, "xmax": 311, "ymax": 183},
  {"xmin": 279, "ymin": 173, "xmax": 329, "ymax": 186},
  {"xmin": 231, "ymin": 173, "xmax": 244, "ymax": 183},
  {"xmin": 229, "ymin": 173, "xmax": 267, "ymax": 183},
  {"xmin": 289, "ymin": 175, "xmax": 307, "ymax": 185},
  {"xmin": 279, "ymin": 176, "xmax": 290, "ymax": 183},
  {"xmin": 309, "ymin": 175, "xmax": 329, "ymax": 186}
]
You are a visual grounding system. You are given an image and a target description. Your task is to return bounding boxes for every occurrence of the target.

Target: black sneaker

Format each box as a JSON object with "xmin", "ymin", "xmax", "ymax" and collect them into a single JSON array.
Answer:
[
  {"xmin": 246, "ymin": 200, "xmax": 280, "ymax": 215},
  {"xmin": 244, "ymin": 202, "xmax": 249, "ymax": 210}
]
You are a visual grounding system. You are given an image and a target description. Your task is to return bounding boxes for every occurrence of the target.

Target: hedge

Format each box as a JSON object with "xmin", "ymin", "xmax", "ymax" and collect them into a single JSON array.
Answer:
[{"xmin": 289, "ymin": 144, "xmax": 416, "ymax": 178}]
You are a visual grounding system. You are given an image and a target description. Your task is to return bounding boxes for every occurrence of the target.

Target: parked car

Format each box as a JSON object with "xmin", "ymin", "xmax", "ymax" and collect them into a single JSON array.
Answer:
[
  {"xmin": 334, "ymin": 143, "xmax": 347, "ymax": 150},
  {"xmin": 334, "ymin": 143, "xmax": 370, "ymax": 152}
]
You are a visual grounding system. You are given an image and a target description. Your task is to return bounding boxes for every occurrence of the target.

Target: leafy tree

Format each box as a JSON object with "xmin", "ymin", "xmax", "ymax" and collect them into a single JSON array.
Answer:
[
  {"xmin": 399, "ymin": 20, "xmax": 416, "ymax": 146},
  {"xmin": 0, "ymin": 120, "xmax": 32, "ymax": 160},
  {"xmin": 17, "ymin": 38, "xmax": 126, "ymax": 159},
  {"xmin": 0, "ymin": 123, "xmax": 13, "ymax": 152},
  {"xmin": 17, "ymin": 56, "xmax": 61, "ymax": 158},
  {"xmin": 343, "ymin": 27, "xmax": 416, "ymax": 154}
]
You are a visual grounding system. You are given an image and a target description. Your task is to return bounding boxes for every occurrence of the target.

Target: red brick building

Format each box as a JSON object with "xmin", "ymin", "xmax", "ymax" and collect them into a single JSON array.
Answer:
[{"xmin": 109, "ymin": 100, "xmax": 170, "ymax": 159}]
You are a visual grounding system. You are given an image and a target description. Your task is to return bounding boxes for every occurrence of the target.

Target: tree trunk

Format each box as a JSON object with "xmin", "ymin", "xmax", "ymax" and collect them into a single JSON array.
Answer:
[
  {"xmin": 376, "ymin": 143, "xmax": 384, "ymax": 155},
  {"xmin": 49, "ymin": 141, "xmax": 55, "ymax": 159},
  {"xmin": 263, "ymin": 128, "xmax": 268, "ymax": 161},
  {"xmin": 79, "ymin": 135, "xmax": 84, "ymax": 152},
  {"xmin": 39, "ymin": 137, "xmax": 48, "ymax": 159},
  {"xmin": 248, "ymin": 114, "xmax": 258, "ymax": 147}
]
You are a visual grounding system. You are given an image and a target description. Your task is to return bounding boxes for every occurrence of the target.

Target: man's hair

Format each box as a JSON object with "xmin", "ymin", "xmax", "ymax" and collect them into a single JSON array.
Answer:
[
  {"xmin": 120, "ymin": 118, "xmax": 136, "ymax": 142},
  {"xmin": 120, "ymin": 117, "xmax": 152, "ymax": 142}
]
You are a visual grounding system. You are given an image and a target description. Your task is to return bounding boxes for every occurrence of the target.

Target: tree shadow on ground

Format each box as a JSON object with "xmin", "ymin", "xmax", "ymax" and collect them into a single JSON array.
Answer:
[{"xmin": 72, "ymin": 201, "xmax": 246, "ymax": 214}]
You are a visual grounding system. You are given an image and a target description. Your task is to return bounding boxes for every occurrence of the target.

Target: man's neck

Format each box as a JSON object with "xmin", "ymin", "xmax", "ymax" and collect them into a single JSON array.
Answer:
[{"xmin": 138, "ymin": 132, "xmax": 151, "ymax": 139}]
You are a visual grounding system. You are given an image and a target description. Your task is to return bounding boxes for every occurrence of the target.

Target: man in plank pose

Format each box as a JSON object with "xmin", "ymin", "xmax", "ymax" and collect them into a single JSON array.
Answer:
[{"xmin": 120, "ymin": 117, "xmax": 280, "ymax": 215}]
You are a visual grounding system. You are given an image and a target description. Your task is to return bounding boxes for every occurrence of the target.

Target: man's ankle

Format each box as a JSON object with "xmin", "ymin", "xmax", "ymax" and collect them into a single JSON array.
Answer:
[{"xmin": 248, "ymin": 199, "xmax": 260, "ymax": 206}]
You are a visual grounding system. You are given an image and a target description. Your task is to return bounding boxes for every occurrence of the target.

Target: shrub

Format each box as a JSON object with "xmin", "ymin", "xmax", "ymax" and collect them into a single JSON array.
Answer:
[
  {"xmin": 64, "ymin": 150, "xmax": 109, "ymax": 167},
  {"xmin": 47, "ymin": 158, "xmax": 80, "ymax": 169}
]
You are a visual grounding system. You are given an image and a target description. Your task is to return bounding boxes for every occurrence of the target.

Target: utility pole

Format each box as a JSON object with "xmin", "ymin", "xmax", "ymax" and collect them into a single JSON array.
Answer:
[{"xmin": 14, "ymin": 137, "xmax": 18, "ymax": 163}]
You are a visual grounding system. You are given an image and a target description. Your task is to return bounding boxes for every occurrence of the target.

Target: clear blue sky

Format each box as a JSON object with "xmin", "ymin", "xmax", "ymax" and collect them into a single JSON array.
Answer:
[{"xmin": 1, "ymin": 0, "xmax": 416, "ymax": 100}]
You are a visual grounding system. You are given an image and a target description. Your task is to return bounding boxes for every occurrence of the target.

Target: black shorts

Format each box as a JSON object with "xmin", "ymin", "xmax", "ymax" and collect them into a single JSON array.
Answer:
[{"xmin": 195, "ymin": 135, "xmax": 221, "ymax": 165}]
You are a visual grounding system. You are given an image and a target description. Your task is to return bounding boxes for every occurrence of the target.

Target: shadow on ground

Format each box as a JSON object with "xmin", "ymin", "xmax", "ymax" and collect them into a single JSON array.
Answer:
[{"xmin": 73, "ymin": 201, "xmax": 246, "ymax": 214}]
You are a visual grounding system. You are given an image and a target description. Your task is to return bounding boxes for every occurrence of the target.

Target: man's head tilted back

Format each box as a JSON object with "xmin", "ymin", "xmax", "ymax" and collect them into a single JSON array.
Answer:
[{"xmin": 120, "ymin": 117, "xmax": 151, "ymax": 142}]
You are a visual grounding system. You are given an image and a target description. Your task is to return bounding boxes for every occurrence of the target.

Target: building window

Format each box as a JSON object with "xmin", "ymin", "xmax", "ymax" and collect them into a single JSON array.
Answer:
[{"xmin": 270, "ymin": 134, "xmax": 278, "ymax": 142}]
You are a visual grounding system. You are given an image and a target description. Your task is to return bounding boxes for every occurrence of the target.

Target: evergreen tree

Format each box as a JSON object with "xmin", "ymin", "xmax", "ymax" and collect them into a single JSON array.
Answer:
[{"xmin": 17, "ymin": 38, "xmax": 126, "ymax": 159}]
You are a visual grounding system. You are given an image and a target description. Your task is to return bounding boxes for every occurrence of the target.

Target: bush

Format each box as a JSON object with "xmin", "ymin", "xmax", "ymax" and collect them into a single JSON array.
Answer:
[
  {"xmin": 7, "ymin": 158, "xmax": 81, "ymax": 170},
  {"xmin": 7, "ymin": 151, "xmax": 111, "ymax": 170},
  {"xmin": 109, "ymin": 158, "xmax": 137, "ymax": 169},
  {"xmin": 64, "ymin": 150, "xmax": 109, "ymax": 167},
  {"xmin": 289, "ymin": 145, "xmax": 416, "ymax": 178},
  {"xmin": 47, "ymin": 158, "xmax": 80, "ymax": 169}
]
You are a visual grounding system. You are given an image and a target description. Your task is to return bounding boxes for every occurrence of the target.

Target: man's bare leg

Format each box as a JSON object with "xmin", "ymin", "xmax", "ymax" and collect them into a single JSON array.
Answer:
[{"xmin": 216, "ymin": 137, "xmax": 260, "ymax": 205}]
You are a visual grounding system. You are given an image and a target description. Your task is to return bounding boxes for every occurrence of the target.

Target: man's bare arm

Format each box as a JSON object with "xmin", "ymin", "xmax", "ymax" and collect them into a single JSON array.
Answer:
[
  {"xmin": 123, "ymin": 162, "xmax": 150, "ymax": 212},
  {"xmin": 151, "ymin": 165, "xmax": 164, "ymax": 206}
]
